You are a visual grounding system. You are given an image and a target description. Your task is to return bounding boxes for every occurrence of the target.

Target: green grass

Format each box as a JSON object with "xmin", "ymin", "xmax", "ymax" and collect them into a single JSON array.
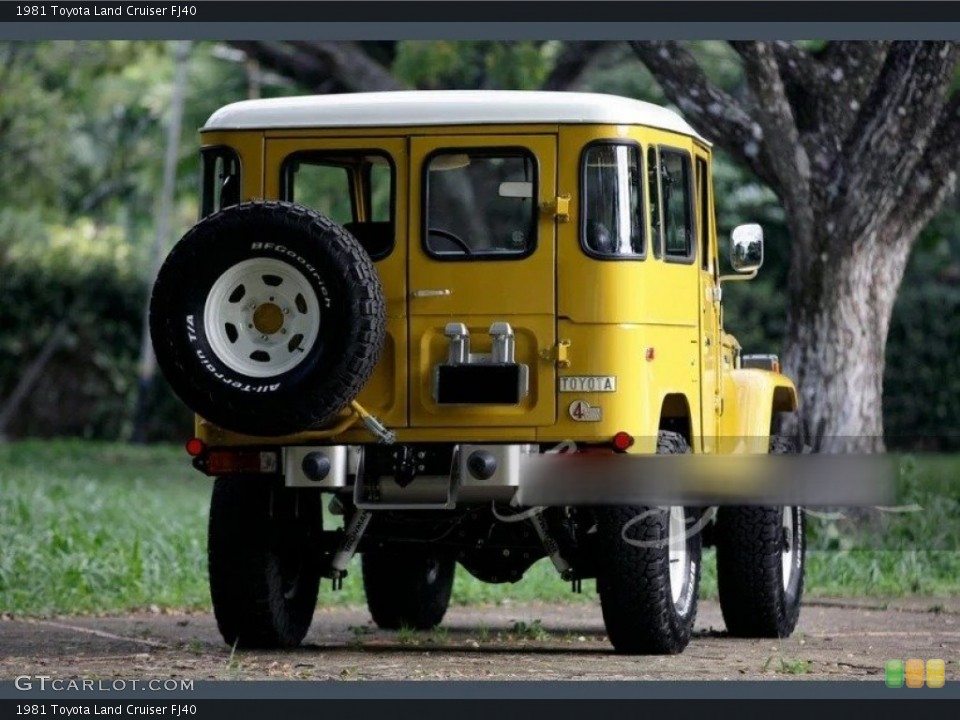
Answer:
[
  {"xmin": 1, "ymin": 441, "xmax": 958, "ymax": 616},
  {"xmin": 0, "ymin": 441, "xmax": 210, "ymax": 615}
]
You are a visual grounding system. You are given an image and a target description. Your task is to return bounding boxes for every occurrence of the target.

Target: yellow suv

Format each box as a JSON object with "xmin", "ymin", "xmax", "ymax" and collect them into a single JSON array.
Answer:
[{"xmin": 150, "ymin": 90, "xmax": 803, "ymax": 655}]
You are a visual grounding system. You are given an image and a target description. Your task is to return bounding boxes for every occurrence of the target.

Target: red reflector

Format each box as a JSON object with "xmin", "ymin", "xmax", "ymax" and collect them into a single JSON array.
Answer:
[
  {"xmin": 612, "ymin": 432, "xmax": 634, "ymax": 452},
  {"xmin": 206, "ymin": 450, "xmax": 277, "ymax": 475},
  {"xmin": 185, "ymin": 437, "xmax": 205, "ymax": 457}
]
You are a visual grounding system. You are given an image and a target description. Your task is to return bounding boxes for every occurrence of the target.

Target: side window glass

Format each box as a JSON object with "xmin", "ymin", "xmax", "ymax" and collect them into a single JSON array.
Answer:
[
  {"xmin": 661, "ymin": 150, "xmax": 695, "ymax": 261},
  {"xmin": 696, "ymin": 157, "xmax": 711, "ymax": 272},
  {"xmin": 647, "ymin": 146, "xmax": 661, "ymax": 258},
  {"xmin": 581, "ymin": 144, "xmax": 644, "ymax": 258},
  {"xmin": 200, "ymin": 147, "xmax": 240, "ymax": 218},
  {"xmin": 425, "ymin": 150, "xmax": 536, "ymax": 259}
]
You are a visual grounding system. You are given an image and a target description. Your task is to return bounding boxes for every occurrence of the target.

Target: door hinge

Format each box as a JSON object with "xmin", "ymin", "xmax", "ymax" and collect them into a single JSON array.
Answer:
[
  {"xmin": 540, "ymin": 339, "xmax": 571, "ymax": 368},
  {"xmin": 540, "ymin": 194, "xmax": 571, "ymax": 223}
]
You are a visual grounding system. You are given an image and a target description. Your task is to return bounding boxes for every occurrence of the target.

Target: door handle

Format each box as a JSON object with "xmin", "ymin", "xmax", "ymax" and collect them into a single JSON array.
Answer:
[{"xmin": 411, "ymin": 289, "xmax": 452, "ymax": 298}]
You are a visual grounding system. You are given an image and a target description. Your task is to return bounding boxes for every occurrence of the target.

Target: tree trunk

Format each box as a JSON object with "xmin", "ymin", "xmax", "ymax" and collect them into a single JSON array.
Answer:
[
  {"xmin": 781, "ymin": 225, "xmax": 913, "ymax": 453},
  {"xmin": 132, "ymin": 40, "xmax": 191, "ymax": 443}
]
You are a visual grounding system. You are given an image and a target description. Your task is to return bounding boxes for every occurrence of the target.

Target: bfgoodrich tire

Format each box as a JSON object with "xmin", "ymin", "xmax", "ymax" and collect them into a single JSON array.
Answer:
[
  {"xmin": 149, "ymin": 201, "xmax": 385, "ymax": 437},
  {"xmin": 208, "ymin": 475, "xmax": 324, "ymax": 649},
  {"xmin": 362, "ymin": 551, "xmax": 455, "ymax": 630},
  {"xmin": 715, "ymin": 436, "xmax": 805, "ymax": 638},
  {"xmin": 594, "ymin": 431, "xmax": 702, "ymax": 655}
]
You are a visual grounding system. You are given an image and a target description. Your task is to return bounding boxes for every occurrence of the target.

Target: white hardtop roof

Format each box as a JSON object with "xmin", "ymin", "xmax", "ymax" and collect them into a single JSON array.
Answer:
[{"xmin": 203, "ymin": 90, "xmax": 707, "ymax": 142}]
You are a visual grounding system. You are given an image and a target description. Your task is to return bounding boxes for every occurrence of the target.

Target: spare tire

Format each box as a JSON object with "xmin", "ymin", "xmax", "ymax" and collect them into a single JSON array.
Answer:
[{"xmin": 149, "ymin": 201, "xmax": 386, "ymax": 437}]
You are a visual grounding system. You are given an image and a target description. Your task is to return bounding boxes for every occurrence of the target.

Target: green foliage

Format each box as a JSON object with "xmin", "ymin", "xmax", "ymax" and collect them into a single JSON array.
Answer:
[
  {"xmin": 393, "ymin": 41, "xmax": 556, "ymax": 90},
  {"xmin": 0, "ymin": 239, "xmax": 192, "ymax": 440},
  {"xmin": 884, "ymin": 208, "xmax": 960, "ymax": 450},
  {"xmin": 509, "ymin": 618, "xmax": 550, "ymax": 641}
]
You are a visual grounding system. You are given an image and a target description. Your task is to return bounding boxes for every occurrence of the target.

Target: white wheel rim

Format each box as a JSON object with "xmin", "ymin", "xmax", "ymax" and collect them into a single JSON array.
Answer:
[
  {"xmin": 782, "ymin": 506, "xmax": 795, "ymax": 591},
  {"xmin": 203, "ymin": 258, "xmax": 321, "ymax": 378},
  {"xmin": 668, "ymin": 506, "xmax": 688, "ymax": 606}
]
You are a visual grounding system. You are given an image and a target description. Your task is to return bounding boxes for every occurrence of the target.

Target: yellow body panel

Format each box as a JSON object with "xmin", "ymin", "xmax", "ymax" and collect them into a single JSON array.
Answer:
[
  {"xmin": 194, "ymin": 121, "xmax": 793, "ymax": 454},
  {"xmin": 719, "ymin": 368, "xmax": 799, "ymax": 454}
]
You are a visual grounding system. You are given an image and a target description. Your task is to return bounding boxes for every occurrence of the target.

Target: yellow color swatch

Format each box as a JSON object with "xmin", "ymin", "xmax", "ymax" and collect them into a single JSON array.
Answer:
[
  {"xmin": 926, "ymin": 659, "xmax": 945, "ymax": 688},
  {"xmin": 905, "ymin": 658, "xmax": 925, "ymax": 688}
]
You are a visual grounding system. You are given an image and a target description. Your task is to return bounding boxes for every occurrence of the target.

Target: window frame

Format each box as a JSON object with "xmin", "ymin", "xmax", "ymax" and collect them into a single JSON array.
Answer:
[
  {"xmin": 657, "ymin": 145, "xmax": 698, "ymax": 266},
  {"xmin": 421, "ymin": 146, "xmax": 540, "ymax": 263},
  {"xmin": 200, "ymin": 146, "xmax": 242, "ymax": 219},
  {"xmin": 279, "ymin": 149, "xmax": 397, "ymax": 261},
  {"xmin": 578, "ymin": 139, "xmax": 647, "ymax": 262}
]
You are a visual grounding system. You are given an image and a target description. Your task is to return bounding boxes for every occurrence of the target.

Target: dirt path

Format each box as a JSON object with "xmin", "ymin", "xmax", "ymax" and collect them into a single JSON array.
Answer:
[{"xmin": 2, "ymin": 598, "xmax": 958, "ymax": 681}]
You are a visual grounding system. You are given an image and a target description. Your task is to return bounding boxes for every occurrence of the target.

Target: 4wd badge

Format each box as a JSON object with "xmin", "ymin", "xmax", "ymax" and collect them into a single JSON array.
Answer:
[
  {"xmin": 568, "ymin": 400, "xmax": 602, "ymax": 422},
  {"xmin": 559, "ymin": 375, "xmax": 617, "ymax": 392}
]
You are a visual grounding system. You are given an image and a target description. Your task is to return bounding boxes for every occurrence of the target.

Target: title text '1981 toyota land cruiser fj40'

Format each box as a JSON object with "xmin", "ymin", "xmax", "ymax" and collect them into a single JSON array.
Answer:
[{"xmin": 149, "ymin": 91, "xmax": 804, "ymax": 655}]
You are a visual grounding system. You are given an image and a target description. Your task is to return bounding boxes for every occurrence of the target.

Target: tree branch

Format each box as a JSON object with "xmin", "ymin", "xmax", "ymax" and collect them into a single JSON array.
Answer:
[
  {"xmin": 730, "ymin": 42, "xmax": 811, "ymax": 208},
  {"xmin": 541, "ymin": 41, "xmax": 610, "ymax": 91},
  {"xmin": 289, "ymin": 41, "xmax": 405, "ymax": 92},
  {"xmin": 816, "ymin": 42, "xmax": 894, "ymax": 150},
  {"xmin": 818, "ymin": 41, "xmax": 893, "ymax": 108},
  {"xmin": 829, "ymin": 42, "xmax": 957, "ymax": 243},
  {"xmin": 0, "ymin": 313, "xmax": 75, "ymax": 439},
  {"xmin": 771, "ymin": 41, "xmax": 824, "ymax": 91},
  {"xmin": 627, "ymin": 41, "xmax": 778, "ymax": 191},
  {"xmin": 892, "ymin": 92, "xmax": 960, "ymax": 240},
  {"xmin": 228, "ymin": 41, "xmax": 405, "ymax": 94}
]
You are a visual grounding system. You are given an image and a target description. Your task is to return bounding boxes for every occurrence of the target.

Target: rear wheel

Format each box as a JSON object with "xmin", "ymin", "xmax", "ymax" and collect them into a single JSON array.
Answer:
[
  {"xmin": 716, "ymin": 435, "xmax": 805, "ymax": 638},
  {"xmin": 208, "ymin": 476, "xmax": 323, "ymax": 648},
  {"xmin": 594, "ymin": 431, "xmax": 702, "ymax": 655},
  {"xmin": 362, "ymin": 550, "xmax": 455, "ymax": 630}
]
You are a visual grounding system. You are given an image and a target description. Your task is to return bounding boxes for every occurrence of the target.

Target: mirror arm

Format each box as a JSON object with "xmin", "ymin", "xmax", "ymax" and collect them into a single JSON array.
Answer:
[{"xmin": 718, "ymin": 269, "xmax": 759, "ymax": 285}]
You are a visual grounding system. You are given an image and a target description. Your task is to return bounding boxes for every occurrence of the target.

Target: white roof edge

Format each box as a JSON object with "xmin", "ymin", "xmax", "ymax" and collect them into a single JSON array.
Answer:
[{"xmin": 203, "ymin": 91, "xmax": 709, "ymax": 144}]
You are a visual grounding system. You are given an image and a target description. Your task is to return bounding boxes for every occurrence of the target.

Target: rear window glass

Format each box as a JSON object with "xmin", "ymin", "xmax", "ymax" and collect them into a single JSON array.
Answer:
[
  {"xmin": 424, "ymin": 149, "xmax": 536, "ymax": 259},
  {"xmin": 282, "ymin": 151, "xmax": 394, "ymax": 260}
]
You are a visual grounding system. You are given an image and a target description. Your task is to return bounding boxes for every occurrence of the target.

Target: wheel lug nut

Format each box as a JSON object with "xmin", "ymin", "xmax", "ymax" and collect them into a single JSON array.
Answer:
[{"xmin": 260, "ymin": 334, "xmax": 268, "ymax": 341}]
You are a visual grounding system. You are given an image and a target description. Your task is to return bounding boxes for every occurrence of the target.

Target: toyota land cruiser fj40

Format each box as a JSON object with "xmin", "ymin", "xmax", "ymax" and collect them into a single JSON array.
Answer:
[{"xmin": 150, "ymin": 90, "xmax": 804, "ymax": 655}]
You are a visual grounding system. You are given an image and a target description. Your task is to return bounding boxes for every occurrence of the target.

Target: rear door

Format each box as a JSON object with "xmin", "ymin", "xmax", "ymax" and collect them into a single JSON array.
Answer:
[
  {"xmin": 264, "ymin": 137, "xmax": 408, "ymax": 428},
  {"xmin": 407, "ymin": 134, "xmax": 557, "ymax": 428}
]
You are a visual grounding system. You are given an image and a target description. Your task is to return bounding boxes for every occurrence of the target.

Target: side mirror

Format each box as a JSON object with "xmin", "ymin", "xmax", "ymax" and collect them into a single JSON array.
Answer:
[{"xmin": 730, "ymin": 223, "xmax": 764, "ymax": 273}]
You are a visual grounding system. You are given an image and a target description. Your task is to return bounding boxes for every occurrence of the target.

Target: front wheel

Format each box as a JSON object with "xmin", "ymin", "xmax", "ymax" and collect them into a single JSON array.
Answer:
[
  {"xmin": 362, "ymin": 550, "xmax": 455, "ymax": 630},
  {"xmin": 716, "ymin": 437, "xmax": 806, "ymax": 638},
  {"xmin": 594, "ymin": 431, "xmax": 702, "ymax": 655}
]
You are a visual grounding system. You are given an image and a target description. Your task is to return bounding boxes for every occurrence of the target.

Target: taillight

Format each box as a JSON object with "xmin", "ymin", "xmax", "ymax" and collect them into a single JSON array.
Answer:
[
  {"xmin": 205, "ymin": 449, "xmax": 279, "ymax": 475},
  {"xmin": 612, "ymin": 431, "xmax": 634, "ymax": 452},
  {"xmin": 185, "ymin": 437, "xmax": 205, "ymax": 457}
]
